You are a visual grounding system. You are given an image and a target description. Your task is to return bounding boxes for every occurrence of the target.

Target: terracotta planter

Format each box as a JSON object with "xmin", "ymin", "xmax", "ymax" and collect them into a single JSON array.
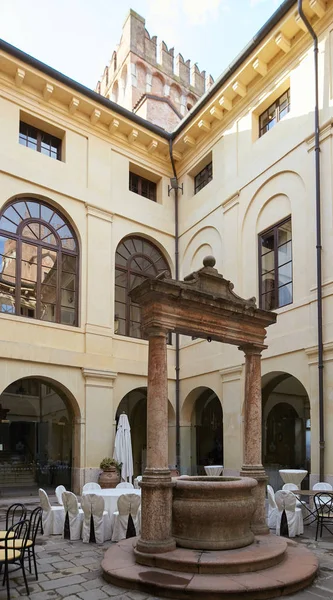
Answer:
[
  {"xmin": 172, "ymin": 476, "xmax": 257, "ymax": 550},
  {"xmin": 98, "ymin": 466, "xmax": 120, "ymax": 489}
]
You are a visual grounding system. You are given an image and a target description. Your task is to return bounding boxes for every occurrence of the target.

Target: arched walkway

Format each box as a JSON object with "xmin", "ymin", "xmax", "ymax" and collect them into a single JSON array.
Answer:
[
  {"xmin": 116, "ymin": 388, "xmax": 176, "ymax": 477},
  {"xmin": 181, "ymin": 387, "xmax": 223, "ymax": 475},
  {"xmin": 262, "ymin": 372, "xmax": 310, "ymax": 489},
  {"xmin": 0, "ymin": 377, "xmax": 77, "ymax": 490}
]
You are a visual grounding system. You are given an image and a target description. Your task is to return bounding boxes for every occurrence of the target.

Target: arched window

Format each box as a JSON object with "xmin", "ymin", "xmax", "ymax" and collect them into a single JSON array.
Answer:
[
  {"xmin": 0, "ymin": 198, "xmax": 79, "ymax": 326},
  {"xmin": 115, "ymin": 236, "xmax": 170, "ymax": 338}
]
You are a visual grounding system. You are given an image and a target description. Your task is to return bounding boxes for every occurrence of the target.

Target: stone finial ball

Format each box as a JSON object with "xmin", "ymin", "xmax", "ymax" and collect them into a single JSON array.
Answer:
[{"xmin": 203, "ymin": 256, "xmax": 216, "ymax": 268}]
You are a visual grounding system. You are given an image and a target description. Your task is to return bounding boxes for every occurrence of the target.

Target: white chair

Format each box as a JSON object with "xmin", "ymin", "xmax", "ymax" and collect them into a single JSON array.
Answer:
[
  {"xmin": 267, "ymin": 485, "xmax": 278, "ymax": 529},
  {"xmin": 39, "ymin": 488, "xmax": 65, "ymax": 535},
  {"xmin": 282, "ymin": 483, "xmax": 303, "ymax": 508},
  {"xmin": 55, "ymin": 485, "xmax": 66, "ymax": 506},
  {"xmin": 111, "ymin": 493, "xmax": 141, "ymax": 542},
  {"xmin": 62, "ymin": 491, "xmax": 84, "ymax": 541},
  {"xmin": 81, "ymin": 493, "xmax": 112, "ymax": 544},
  {"xmin": 313, "ymin": 482, "xmax": 333, "ymax": 506},
  {"xmin": 275, "ymin": 490, "xmax": 304, "ymax": 537},
  {"xmin": 82, "ymin": 482, "xmax": 101, "ymax": 493},
  {"xmin": 134, "ymin": 476, "xmax": 142, "ymax": 489},
  {"xmin": 116, "ymin": 482, "xmax": 134, "ymax": 489}
]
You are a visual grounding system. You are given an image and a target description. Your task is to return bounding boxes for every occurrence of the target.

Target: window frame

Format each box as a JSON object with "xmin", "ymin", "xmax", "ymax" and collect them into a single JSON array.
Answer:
[
  {"xmin": 129, "ymin": 172, "xmax": 157, "ymax": 202},
  {"xmin": 0, "ymin": 199, "xmax": 79, "ymax": 326},
  {"xmin": 194, "ymin": 162, "xmax": 213, "ymax": 194},
  {"xmin": 259, "ymin": 89, "xmax": 290, "ymax": 137},
  {"xmin": 258, "ymin": 216, "xmax": 293, "ymax": 311},
  {"xmin": 115, "ymin": 236, "xmax": 170, "ymax": 340},
  {"xmin": 19, "ymin": 121, "xmax": 62, "ymax": 161}
]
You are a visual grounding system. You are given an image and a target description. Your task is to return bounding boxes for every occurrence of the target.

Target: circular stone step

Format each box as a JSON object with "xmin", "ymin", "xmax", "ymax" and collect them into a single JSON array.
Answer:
[
  {"xmin": 134, "ymin": 535, "xmax": 287, "ymax": 574},
  {"xmin": 102, "ymin": 536, "xmax": 318, "ymax": 600}
]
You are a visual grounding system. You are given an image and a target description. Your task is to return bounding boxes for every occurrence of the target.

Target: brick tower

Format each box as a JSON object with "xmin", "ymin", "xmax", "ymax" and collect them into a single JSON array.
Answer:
[{"xmin": 95, "ymin": 10, "xmax": 214, "ymax": 132}]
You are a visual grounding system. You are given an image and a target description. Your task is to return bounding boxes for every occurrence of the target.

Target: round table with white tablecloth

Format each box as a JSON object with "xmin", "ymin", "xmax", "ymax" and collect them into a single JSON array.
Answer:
[
  {"xmin": 204, "ymin": 465, "xmax": 223, "ymax": 476},
  {"xmin": 82, "ymin": 488, "xmax": 141, "ymax": 517},
  {"xmin": 279, "ymin": 469, "xmax": 308, "ymax": 487}
]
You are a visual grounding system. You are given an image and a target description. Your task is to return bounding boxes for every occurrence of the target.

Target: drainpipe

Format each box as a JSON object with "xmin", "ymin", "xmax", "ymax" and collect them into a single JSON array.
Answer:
[
  {"xmin": 298, "ymin": 1, "xmax": 324, "ymax": 481},
  {"xmin": 169, "ymin": 139, "xmax": 181, "ymax": 471}
]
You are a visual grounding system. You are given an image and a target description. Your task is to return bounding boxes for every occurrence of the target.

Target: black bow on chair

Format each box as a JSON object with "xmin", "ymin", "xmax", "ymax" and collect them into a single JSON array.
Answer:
[
  {"xmin": 126, "ymin": 501, "xmax": 136, "ymax": 539},
  {"xmin": 280, "ymin": 499, "xmax": 289, "ymax": 538}
]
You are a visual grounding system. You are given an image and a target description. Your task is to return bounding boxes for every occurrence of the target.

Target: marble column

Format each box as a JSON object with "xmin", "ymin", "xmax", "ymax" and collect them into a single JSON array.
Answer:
[
  {"xmin": 136, "ymin": 326, "xmax": 175, "ymax": 555},
  {"xmin": 239, "ymin": 345, "xmax": 269, "ymax": 535}
]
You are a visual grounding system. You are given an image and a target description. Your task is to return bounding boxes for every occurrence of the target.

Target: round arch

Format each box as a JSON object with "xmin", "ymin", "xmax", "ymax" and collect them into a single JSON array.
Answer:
[
  {"xmin": 0, "ymin": 375, "xmax": 81, "ymax": 491},
  {"xmin": 0, "ymin": 196, "xmax": 79, "ymax": 326},
  {"xmin": 262, "ymin": 372, "xmax": 310, "ymax": 488},
  {"xmin": 116, "ymin": 388, "xmax": 176, "ymax": 476},
  {"xmin": 114, "ymin": 235, "xmax": 171, "ymax": 339},
  {"xmin": 181, "ymin": 387, "xmax": 223, "ymax": 475}
]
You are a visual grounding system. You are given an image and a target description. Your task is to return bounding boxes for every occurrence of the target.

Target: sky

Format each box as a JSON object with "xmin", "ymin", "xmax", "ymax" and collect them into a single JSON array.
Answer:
[{"xmin": 0, "ymin": 0, "xmax": 285, "ymax": 91}]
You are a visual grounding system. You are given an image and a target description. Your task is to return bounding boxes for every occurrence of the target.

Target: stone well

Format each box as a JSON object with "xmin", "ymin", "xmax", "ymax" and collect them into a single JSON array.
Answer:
[{"xmin": 172, "ymin": 476, "xmax": 257, "ymax": 550}]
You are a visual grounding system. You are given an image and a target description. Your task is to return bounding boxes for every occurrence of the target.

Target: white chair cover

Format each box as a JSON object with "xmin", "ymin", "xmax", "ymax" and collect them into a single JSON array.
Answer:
[
  {"xmin": 134, "ymin": 476, "xmax": 142, "ymax": 489},
  {"xmin": 62, "ymin": 491, "xmax": 84, "ymax": 541},
  {"xmin": 39, "ymin": 488, "xmax": 65, "ymax": 535},
  {"xmin": 313, "ymin": 482, "xmax": 333, "ymax": 505},
  {"xmin": 81, "ymin": 493, "xmax": 112, "ymax": 544},
  {"xmin": 82, "ymin": 482, "xmax": 101, "ymax": 493},
  {"xmin": 275, "ymin": 490, "xmax": 304, "ymax": 537},
  {"xmin": 55, "ymin": 485, "xmax": 66, "ymax": 505},
  {"xmin": 111, "ymin": 493, "xmax": 141, "ymax": 542},
  {"xmin": 116, "ymin": 482, "xmax": 134, "ymax": 489},
  {"xmin": 282, "ymin": 483, "xmax": 303, "ymax": 508},
  {"xmin": 267, "ymin": 485, "xmax": 278, "ymax": 529}
]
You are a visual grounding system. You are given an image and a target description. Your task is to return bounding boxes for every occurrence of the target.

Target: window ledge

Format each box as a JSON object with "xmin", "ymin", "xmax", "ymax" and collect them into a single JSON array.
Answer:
[{"xmin": 0, "ymin": 312, "xmax": 83, "ymax": 332}]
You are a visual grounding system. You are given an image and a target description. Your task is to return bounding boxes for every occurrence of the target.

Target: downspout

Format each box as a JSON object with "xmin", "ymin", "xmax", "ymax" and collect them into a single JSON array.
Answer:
[
  {"xmin": 169, "ymin": 139, "xmax": 181, "ymax": 471},
  {"xmin": 298, "ymin": 1, "xmax": 324, "ymax": 480}
]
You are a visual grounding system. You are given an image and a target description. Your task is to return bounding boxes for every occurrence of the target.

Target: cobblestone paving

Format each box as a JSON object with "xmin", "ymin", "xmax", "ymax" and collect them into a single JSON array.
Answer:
[{"xmin": 1, "ymin": 495, "xmax": 333, "ymax": 599}]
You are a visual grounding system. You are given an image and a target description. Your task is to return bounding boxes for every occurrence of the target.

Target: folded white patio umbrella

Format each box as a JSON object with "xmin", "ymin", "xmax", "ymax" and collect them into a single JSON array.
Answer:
[{"xmin": 113, "ymin": 413, "xmax": 133, "ymax": 483}]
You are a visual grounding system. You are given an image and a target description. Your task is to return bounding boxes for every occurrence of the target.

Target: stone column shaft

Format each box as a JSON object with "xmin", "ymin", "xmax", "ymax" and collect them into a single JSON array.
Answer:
[
  {"xmin": 240, "ymin": 345, "xmax": 268, "ymax": 535},
  {"xmin": 136, "ymin": 327, "xmax": 175, "ymax": 556}
]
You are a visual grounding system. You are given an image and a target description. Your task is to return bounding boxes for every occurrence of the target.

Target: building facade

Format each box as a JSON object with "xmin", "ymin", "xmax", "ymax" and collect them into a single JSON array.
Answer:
[{"xmin": 0, "ymin": 0, "xmax": 332, "ymax": 493}]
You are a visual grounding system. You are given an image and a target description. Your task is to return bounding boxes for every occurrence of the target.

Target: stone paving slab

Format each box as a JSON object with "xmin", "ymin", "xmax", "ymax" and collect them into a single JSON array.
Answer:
[{"xmin": 1, "ymin": 494, "xmax": 333, "ymax": 599}]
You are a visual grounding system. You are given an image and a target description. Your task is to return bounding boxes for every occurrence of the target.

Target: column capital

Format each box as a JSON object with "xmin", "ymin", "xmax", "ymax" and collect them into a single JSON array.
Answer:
[
  {"xmin": 238, "ymin": 344, "xmax": 263, "ymax": 356},
  {"xmin": 145, "ymin": 325, "xmax": 169, "ymax": 339}
]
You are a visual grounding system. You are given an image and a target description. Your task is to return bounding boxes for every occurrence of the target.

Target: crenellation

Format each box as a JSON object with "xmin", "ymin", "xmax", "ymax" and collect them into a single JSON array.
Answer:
[
  {"xmin": 159, "ymin": 41, "xmax": 174, "ymax": 75},
  {"xmin": 191, "ymin": 64, "xmax": 205, "ymax": 96},
  {"xmin": 175, "ymin": 53, "xmax": 190, "ymax": 87},
  {"xmin": 145, "ymin": 30, "xmax": 157, "ymax": 64},
  {"xmin": 96, "ymin": 9, "xmax": 213, "ymax": 130}
]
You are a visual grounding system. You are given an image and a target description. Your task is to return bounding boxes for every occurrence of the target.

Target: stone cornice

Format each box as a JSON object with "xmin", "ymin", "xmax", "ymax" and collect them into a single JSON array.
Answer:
[
  {"xmin": 86, "ymin": 204, "xmax": 114, "ymax": 223},
  {"xmin": 219, "ymin": 365, "xmax": 243, "ymax": 382},
  {"xmin": 82, "ymin": 368, "xmax": 118, "ymax": 387}
]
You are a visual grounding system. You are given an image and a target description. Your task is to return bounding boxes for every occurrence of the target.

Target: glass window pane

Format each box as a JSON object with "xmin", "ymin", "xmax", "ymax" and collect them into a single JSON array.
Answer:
[
  {"xmin": 262, "ymin": 251, "xmax": 274, "ymax": 274},
  {"xmin": 278, "ymin": 262, "xmax": 292, "ymax": 286},
  {"xmin": 62, "ymin": 255, "xmax": 77, "ymax": 274},
  {"xmin": 278, "ymin": 240, "xmax": 292, "ymax": 266},
  {"xmin": 22, "ymin": 224, "xmax": 39, "ymax": 240},
  {"xmin": 61, "ymin": 238, "xmax": 76, "ymax": 251},
  {"xmin": 40, "ymin": 284, "xmax": 57, "ymax": 304},
  {"xmin": 21, "ymin": 244, "xmax": 38, "ymax": 286},
  {"xmin": 0, "ymin": 217, "xmax": 17, "ymax": 233},
  {"xmin": 12, "ymin": 202, "xmax": 28, "ymax": 221},
  {"xmin": 278, "ymin": 283, "xmax": 292, "ymax": 307},
  {"xmin": 0, "ymin": 236, "xmax": 16, "ymax": 314},
  {"xmin": 40, "ymin": 303, "xmax": 56, "ymax": 322},
  {"xmin": 0, "ymin": 236, "xmax": 16, "ymax": 258},
  {"xmin": 261, "ymin": 291, "xmax": 275, "ymax": 311},
  {"xmin": 60, "ymin": 270, "xmax": 75, "ymax": 291},
  {"xmin": 60, "ymin": 307, "xmax": 75, "ymax": 325},
  {"xmin": 26, "ymin": 202, "xmax": 40, "ymax": 219},
  {"xmin": 49, "ymin": 213, "xmax": 65, "ymax": 230},
  {"xmin": 61, "ymin": 289, "xmax": 75, "ymax": 305},
  {"xmin": 278, "ymin": 221, "xmax": 292, "ymax": 246},
  {"xmin": 40, "ymin": 224, "xmax": 57, "ymax": 245},
  {"xmin": 41, "ymin": 205, "xmax": 54, "ymax": 222},
  {"xmin": 5, "ymin": 207, "xmax": 21, "ymax": 225}
]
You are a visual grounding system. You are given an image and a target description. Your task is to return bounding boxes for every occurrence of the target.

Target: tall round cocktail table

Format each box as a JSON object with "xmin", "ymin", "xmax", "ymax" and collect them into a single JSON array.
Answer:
[{"xmin": 279, "ymin": 469, "xmax": 308, "ymax": 487}]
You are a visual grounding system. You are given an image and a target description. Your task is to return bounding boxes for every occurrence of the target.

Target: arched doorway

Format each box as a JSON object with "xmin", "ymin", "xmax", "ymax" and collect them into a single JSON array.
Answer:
[
  {"xmin": 262, "ymin": 372, "xmax": 310, "ymax": 489},
  {"xmin": 0, "ymin": 377, "xmax": 74, "ymax": 490},
  {"xmin": 183, "ymin": 388, "xmax": 223, "ymax": 475},
  {"xmin": 116, "ymin": 388, "xmax": 176, "ymax": 477}
]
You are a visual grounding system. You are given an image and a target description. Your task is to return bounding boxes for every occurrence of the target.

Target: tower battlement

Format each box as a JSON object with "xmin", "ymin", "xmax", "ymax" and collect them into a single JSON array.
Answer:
[{"xmin": 95, "ymin": 9, "xmax": 214, "ymax": 123}]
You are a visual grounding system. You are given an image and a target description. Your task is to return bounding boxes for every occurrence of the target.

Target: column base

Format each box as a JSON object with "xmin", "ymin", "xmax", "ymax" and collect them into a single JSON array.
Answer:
[
  {"xmin": 240, "ymin": 466, "xmax": 269, "ymax": 536},
  {"xmin": 138, "ymin": 468, "xmax": 176, "ymax": 555}
]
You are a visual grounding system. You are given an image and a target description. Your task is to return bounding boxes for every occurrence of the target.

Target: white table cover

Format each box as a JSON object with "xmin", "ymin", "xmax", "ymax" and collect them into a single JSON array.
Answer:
[
  {"xmin": 279, "ymin": 469, "xmax": 308, "ymax": 486},
  {"xmin": 82, "ymin": 488, "xmax": 141, "ymax": 517},
  {"xmin": 204, "ymin": 465, "xmax": 223, "ymax": 476}
]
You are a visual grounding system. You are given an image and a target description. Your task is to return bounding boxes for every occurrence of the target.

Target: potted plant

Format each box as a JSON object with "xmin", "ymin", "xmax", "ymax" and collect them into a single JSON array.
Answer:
[{"xmin": 98, "ymin": 457, "xmax": 122, "ymax": 489}]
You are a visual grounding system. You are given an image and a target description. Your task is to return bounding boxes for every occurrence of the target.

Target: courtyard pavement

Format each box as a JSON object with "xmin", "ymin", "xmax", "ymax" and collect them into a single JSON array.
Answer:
[{"xmin": 1, "ymin": 494, "xmax": 333, "ymax": 599}]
